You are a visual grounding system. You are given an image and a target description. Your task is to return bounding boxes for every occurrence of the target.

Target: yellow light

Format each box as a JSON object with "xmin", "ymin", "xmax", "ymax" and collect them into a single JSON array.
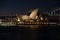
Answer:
[
  {"xmin": 36, "ymin": 16, "xmax": 38, "ymax": 19},
  {"xmin": 17, "ymin": 18, "xmax": 20, "ymax": 21},
  {"xmin": 40, "ymin": 17, "xmax": 44, "ymax": 20}
]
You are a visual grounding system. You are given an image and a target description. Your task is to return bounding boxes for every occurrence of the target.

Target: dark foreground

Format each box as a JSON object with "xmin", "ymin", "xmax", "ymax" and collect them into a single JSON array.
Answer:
[{"xmin": 0, "ymin": 25, "xmax": 60, "ymax": 40}]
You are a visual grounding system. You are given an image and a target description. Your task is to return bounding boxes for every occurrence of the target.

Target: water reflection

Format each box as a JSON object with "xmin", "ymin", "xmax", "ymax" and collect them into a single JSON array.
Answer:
[
  {"xmin": 0, "ymin": 25, "xmax": 60, "ymax": 40},
  {"xmin": 19, "ymin": 25, "xmax": 39, "ymax": 27}
]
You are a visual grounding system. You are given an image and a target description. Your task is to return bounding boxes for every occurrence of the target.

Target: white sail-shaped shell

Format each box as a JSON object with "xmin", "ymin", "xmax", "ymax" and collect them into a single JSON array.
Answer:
[{"xmin": 29, "ymin": 8, "xmax": 39, "ymax": 19}]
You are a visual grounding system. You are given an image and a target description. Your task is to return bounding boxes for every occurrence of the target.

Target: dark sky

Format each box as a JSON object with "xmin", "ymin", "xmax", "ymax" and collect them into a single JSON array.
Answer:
[{"xmin": 0, "ymin": 0, "xmax": 60, "ymax": 15}]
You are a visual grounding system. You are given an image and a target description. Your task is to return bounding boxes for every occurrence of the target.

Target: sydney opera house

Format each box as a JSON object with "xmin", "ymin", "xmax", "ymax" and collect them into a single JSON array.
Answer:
[
  {"xmin": 0, "ymin": 8, "xmax": 60, "ymax": 26},
  {"xmin": 0, "ymin": 8, "xmax": 49, "ymax": 26}
]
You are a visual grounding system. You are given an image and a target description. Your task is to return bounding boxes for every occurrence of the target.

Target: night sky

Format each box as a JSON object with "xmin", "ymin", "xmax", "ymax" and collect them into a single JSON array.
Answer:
[{"xmin": 0, "ymin": 0, "xmax": 60, "ymax": 15}]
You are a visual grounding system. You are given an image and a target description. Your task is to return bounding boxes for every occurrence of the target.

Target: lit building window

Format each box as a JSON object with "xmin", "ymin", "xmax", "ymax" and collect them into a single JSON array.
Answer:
[
  {"xmin": 36, "ymin": 16, "xmax": 38, "ymax": 19},
  {"xmin": 40, "ymin": 17, "xmax": 44, "ymax": 20},
  {"xmin": 17, "ymin": 18, "xmax": 20, "ymax": 21}
]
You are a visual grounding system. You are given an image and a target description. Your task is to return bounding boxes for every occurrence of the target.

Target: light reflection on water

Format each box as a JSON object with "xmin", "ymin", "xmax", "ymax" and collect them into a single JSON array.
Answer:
[
  {"xmin": 18, "ymin": 24, "xmax": 48, "ymax": 30},
  {"xmin": 0, "ymin": 25, "xmax": 60, "ymax": 40}
]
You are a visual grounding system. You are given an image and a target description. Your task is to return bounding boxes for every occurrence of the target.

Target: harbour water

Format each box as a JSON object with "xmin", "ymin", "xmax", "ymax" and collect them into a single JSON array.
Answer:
[{"xmin": 0, "ymin": 25, "xmax": 60, "ymax": 40}]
